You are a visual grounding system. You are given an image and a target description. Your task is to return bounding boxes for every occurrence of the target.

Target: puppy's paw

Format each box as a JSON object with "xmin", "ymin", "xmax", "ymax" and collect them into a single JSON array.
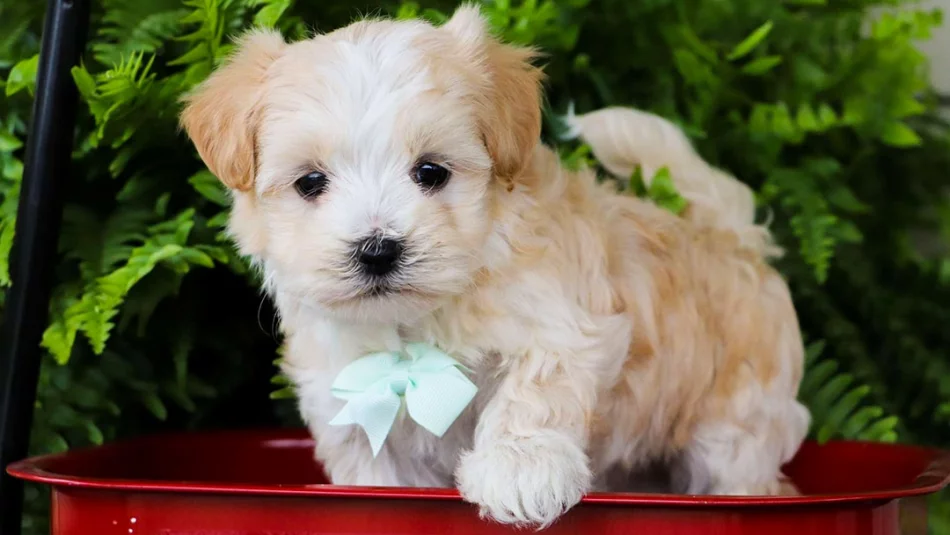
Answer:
[{"xmin": 456, "ymin": 431, "xmax": 591, "ymax": 528}]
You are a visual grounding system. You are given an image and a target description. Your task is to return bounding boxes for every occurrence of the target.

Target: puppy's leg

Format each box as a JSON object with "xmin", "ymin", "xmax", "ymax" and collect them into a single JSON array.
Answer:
[
  {"xmin": 316, "ymin": 426, "xmax": 407, "ymax": 486},
  {"xmin": 674, "ymin": 397, "xmax": 809, "ymax": 496},
  {"xmin": 455, "ymin": 348, "xmax": 594, "ymax": 527},
  {"xmin": 455, "ymin": 314, "xmax": 630, "ymax": 527}
]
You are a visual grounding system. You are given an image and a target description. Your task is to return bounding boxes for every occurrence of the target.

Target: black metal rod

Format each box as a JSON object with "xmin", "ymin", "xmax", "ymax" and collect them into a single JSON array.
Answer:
[{"xmin": 0, "ymin": 1, "xmax": 90, "ymax": 533}]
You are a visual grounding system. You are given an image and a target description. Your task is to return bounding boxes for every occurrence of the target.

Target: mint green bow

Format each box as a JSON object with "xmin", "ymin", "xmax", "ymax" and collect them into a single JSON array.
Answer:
[{"xmin": 328, "ymin": 343, "xmax": 477, "ymax": 457}]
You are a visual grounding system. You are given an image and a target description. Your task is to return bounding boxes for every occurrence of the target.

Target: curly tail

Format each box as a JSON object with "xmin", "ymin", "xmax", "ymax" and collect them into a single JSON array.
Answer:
[{"xmin": 563, "ymin": 106, "xmax": 782, "ymax": 259}]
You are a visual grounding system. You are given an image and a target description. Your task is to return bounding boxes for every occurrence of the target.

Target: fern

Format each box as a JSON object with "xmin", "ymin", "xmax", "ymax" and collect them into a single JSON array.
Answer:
[
  {"xmin": 555, "ymin": 142, "xmax": 597, "ymax": 172},
  {"xmin": 61, "ymin": 205, "xmax": 154, "ymax": 278},
  {"xmin": 4, "ymin": 54, "xmax": 39, "ymax": 97},
  {"xmin": 84, "ymin": 242, "xmax": 187, "ymax": 354},
  {"xmin": 188, "ymin": 169, "xmax": 231, "ymax": 207},
  {"xmin": 72, "ymin": 52, "xmax": 162, "ymax": 158},
  {"xmin": 93, "ymin": 0, "xmax": 188, "ymax": 67},
  {"xmin": 799, "ymin": 340, "xmax": 899, "ymax": 443},
  {"xmin": 243, "ymin": 0, "xmax": 295, "ymax": 28},
  {"xmin": 749, "ymin": 102, "xmax": 842, "ymax": 145},
  {"xmin": 0, "ymin": 122, "xmax": 22, "ymax": 287},
  {"xmin": 625, "ymin": 165, "xmax": 688, "ymax": 215},
  {"xmin": 42, "ymin": 209, "xmax": 217, "ymax": 363},
  {"xmin": 0, "ymin": 2, "xmax": 44, "ymax": 69},
  {"xmin": 269, "ymin": 342, "xmax": 296, "ymax": 400},
  {"xmin": 173, "ymin": 0, "xmax": 249, "ymax": 87},
  {"xmin": 481, "ymin": 0, "xmax": 586, "ymax": 51},
  {"xmin": 270, "ymin": 361, "xmax": 295, "ymax": 400},
  {"xmin": 761, "ymin": 164, "xmax": 842, "ymax": 283}
]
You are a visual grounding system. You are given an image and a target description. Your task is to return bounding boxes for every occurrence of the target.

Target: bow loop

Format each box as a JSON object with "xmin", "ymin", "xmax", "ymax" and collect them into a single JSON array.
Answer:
[
  {"xmin": 329, "ymin": 344, "xmax": 477, "ymax": 456},
  {"xmin": 330, "ymin": 352, "xmax": 401, "ymax": 400}
]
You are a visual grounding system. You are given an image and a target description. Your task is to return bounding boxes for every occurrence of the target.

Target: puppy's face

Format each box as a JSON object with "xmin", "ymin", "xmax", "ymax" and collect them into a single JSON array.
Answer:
[{"xmin": 181, "ymin": 7, "xmax": 542, "ymax": 322}]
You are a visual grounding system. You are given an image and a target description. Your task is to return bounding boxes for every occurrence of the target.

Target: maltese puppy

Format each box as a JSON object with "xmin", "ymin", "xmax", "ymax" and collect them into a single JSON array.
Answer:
[{"xmin": 181, "ymin": 4, "xmax": 809, "ymax": 527}]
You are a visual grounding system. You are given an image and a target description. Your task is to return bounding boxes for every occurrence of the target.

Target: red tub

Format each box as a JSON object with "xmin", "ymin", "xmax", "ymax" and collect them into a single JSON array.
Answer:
[{"xmin": 8, "ymin": 429, "xmax": 950, "ymax": 535}]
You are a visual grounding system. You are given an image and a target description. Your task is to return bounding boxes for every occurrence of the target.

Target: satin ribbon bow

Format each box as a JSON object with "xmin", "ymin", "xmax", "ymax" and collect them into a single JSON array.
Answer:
[{"xmin": 328, "ymin": 343, "xmax": 477, "ymax": 457}]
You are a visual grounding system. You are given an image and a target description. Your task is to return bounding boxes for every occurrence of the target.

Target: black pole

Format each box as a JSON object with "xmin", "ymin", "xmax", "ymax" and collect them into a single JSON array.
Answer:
[{"xmin": 0, "ymin": 1, "xmax": 90, "ymax": 533}]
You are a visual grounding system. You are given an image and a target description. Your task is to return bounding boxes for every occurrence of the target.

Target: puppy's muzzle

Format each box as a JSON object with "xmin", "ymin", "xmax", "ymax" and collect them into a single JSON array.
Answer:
[{"xmin": 356, "ymin": 236, "xmax": 404, "ymax": 277}]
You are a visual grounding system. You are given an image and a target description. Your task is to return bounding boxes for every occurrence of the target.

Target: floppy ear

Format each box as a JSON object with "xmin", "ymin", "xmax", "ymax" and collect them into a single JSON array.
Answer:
[
  {"xmin": 443, "ymin": 5, "xmax": 544, "ymax": 187},
  {"xmin": 180, "ymin": 29, "xmax": 286, "ymax": 192}
]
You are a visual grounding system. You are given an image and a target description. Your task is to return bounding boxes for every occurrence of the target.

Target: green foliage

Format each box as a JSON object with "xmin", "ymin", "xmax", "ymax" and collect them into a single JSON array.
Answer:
[
  {"xmin": 627, "ymin": 166, "xmax": 688, "ymax": 216},
  {"xmin": 0, "ymin": 121, "xmax": 23, "ymax": 289},
  {"xmin": 799, "ymin": 339, "xmax": 898, "ymax": 443},
  {"xmin": 5, "ymin": 54, "xmax": 38, "ymax": 97},
  {"xmin": 2, "ymin": 0, "xmax": 950, "ymax": 533},
  {"xmin": 41, "ymin": 208, "xmax": 221, "ymax": 363}
]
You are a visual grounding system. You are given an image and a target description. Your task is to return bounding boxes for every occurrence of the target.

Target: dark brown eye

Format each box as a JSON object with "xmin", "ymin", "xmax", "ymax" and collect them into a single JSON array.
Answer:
[
  {"xmin": 412, "ymin": 162, "xmax": 450, "ymax": 192},
  {"xmin": 294, "ymin": 172, "xmax": 328, "ymax": 200}
]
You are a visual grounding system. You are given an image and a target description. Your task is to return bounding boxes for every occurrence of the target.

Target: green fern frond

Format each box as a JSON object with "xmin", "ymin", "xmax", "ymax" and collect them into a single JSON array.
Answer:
[
  {"xmin": 0, "ymin": 179, "xmax": 19, "ymax": 287},
  {"xmin": 93, "ymin": 0, "xmax": 187, "ymax": 67},
  {"xmin": 0, "ymin": 118, "xmax": 22, "ymax": 288},
  {"xmin": 269, "ymin": 346, "xmax": 296, "ymax": 400},
  {"xmin": 172, "ymin": 0, "xmax": 295, "ymax": 90},
  {"xmin": 0, "ymin": 218, "xmax": 14, "ymax": 287},
  {"xmin": 174, "ymin": 0, "xmax": 248, "ymax": 86},
  {"xmin": 556, "ymin": 142, "xmax": 596, "ymax": 172},
  {"xmin": 118, "ymin": 269, "xmax": 184, "ymax": 336},
  {"xmin": 72, "ymin": 51, "xmax": 159, "ymax": 149},
  {"xmin": 86, "ymin": 242, "xmax": 187, "ymax": 353},
  {"xmin": 749, "ymin": 102, "xmax": 842, "ymax": 144},
  {"xmin": 41, "ymin": 208, "xmax": 220, "ymax": 362},
  {"xmin": 790, "ymin": 213, "xmax": 838, "ymax": 282},
  {"xmin": 41, "ymin": 242, "xmax": 184, "ymax": 362},
  {"xmin": 242, "ymin": 0, "xmax": 294, "ymax": 28},
  {"xmin": 0, "ymin": 2, "xmax": 44, "ymax": 69},
  {"xmin": 762, "ymin": 166, "xmax": 846, "ymax": 282},
  {"xmin": 4, "ymin": 54, "xmax": 38, "ymax": 97},
  {"xmin": 188, "ymin": 169, "xmax": 230, "ymax": 207},
  {"xmin": 41, "ymin": 287, "xmax": 84, "ymax": 364},
  {"xmin": 99, "ymin": 208, "xmax": 154, "ymax": 271},
  {"xmin": 799, "ymin": 340, "xmax": 899, "ymax": 443},
  {"xmin": 61, "ymin": 204, "xmax": 154, "ymax": 279},
  {"xmin": 625, "ymin": 166, "xmax": 688, "ymax": 216}
]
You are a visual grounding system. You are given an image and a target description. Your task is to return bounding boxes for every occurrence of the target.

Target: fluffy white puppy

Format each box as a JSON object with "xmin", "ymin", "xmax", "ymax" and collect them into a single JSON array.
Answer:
[{"xmin": 181, "ymin": 4, "xmax": 809, "ymax": 528}]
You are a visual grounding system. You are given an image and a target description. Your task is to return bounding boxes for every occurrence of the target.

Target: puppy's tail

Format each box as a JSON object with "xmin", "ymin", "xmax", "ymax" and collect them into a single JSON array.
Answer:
[{"xmin": 563, "ymin": 106, "xmax": 782, "ymax": 259}]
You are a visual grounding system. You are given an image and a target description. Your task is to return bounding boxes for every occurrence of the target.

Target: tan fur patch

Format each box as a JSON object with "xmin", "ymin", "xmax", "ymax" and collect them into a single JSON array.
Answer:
[{"xmin": 180, "ymin": 30, "xmax": 286, "ymax": 191}]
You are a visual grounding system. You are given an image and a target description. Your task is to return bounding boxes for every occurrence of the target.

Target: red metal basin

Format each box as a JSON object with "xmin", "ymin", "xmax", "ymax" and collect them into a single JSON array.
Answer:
[{"xmin": 8, "ymin": 429, "xmax": 950, "ymax": 534}]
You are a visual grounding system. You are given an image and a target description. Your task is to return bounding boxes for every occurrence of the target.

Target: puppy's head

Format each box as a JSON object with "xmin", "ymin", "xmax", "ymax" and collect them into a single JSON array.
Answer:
[{"xmin": 181, "ymin": 5, "xmax": 543, "ymax": 322}]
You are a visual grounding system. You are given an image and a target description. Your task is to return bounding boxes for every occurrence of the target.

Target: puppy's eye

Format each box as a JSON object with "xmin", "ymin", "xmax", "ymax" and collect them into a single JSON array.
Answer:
[
  {"xmin": 294, "ymin": 172, "xmax": 328, "ymax": 200},
  {"xmin": 412, "ymin": 162, "xmax": 451, "ymax": 192}
]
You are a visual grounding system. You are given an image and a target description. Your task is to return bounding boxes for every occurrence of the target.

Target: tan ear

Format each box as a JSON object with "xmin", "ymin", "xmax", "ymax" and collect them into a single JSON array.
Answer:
[
  {"xmin": 180, "ymin": 29, "xmax": 286, "ymax": 192},
  {"xmin": 443, "ymin": 5, "xmax": 544, "ymax": 187}
]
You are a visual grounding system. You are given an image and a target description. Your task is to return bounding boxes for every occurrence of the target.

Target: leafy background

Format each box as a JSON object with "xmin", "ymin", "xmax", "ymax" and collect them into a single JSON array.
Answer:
[{"xmin": 1, "ymin": 0, "xmax": 950, "ymax": 532}]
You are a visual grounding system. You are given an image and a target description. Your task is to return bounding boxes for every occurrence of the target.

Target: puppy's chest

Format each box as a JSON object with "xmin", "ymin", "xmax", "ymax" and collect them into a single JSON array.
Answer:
[
  {"xmin": 406, "ymin": 292, "xmax": 534, "ymax": 364},
  {"xmin": 288, "ymin": 316, "xmax": 502, "ymax": 407}
]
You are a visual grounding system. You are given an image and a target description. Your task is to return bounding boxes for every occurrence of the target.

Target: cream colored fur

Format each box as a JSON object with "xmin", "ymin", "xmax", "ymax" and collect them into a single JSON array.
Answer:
[{"xmin": 180, "ymin": 5, "xmax": 809, "ymax": 528}]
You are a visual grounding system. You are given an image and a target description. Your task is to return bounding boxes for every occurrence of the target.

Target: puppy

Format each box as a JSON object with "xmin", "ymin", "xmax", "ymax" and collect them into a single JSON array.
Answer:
[{"xmin": 180, "ymin": 5, "xmax": 809, "ymax": 527}]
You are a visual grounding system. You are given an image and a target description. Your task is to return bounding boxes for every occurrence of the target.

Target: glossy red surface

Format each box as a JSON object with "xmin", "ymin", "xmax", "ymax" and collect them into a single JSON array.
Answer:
[{"xmin": 9, "ymin": 428, "xmax": 950, "ymax": 534}]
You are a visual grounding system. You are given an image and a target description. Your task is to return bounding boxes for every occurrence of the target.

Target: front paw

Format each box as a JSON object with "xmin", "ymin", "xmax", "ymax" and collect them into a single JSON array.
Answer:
[{"xmin": 455, "ymin": 431, "xmax": 591, "ymax": 528}]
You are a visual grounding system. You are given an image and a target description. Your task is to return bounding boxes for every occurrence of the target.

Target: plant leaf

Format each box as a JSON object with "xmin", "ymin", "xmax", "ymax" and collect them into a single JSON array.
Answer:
[
  {"xmin": 727, "ymin": 21, "xmax": 773, "ymax": 61},
  {"xmin": 0, "ymin": 131, "xmax": 22, "ymax": 152},
  {"xmin": 5, "ymin": 54, "xmax": 38, "ymax": 96},
  {"xmin": 880, "ymin": 121, "xmax": 922, "ymax": 147},
  {"xmin": 741, "ymin": 55, "xmax": 782, "ymax": 75},
  {"xmin": 647, "ymin": 168, "xmax": 688, "ymax": 215}
]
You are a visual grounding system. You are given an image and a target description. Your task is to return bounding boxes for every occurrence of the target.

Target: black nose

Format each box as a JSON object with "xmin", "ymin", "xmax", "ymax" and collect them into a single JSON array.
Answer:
[{"xmin": 357, "ymin": 237, "xmax": 404, "ymax": 276}]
